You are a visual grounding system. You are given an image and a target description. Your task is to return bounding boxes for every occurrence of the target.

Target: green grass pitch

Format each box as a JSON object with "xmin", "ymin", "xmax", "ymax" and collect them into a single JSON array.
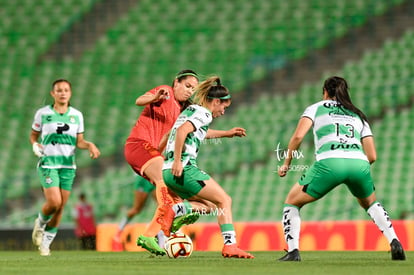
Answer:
[{"xmin": 0, "ymin": 251, "xmax": 412, "ymax": 275}]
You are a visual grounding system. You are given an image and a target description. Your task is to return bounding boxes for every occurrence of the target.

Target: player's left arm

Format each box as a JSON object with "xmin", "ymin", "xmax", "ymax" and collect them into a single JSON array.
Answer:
[
  {"xmin": 361, "ymin": 136, "xmax": 376, "ymax": 164},
  {"xmin": 206, "ymin": 127, "xmax": 246, "ymax": 139},
  {"xmin": 76, "ymin": 133, "xmax": 101, "ymax": 159}
]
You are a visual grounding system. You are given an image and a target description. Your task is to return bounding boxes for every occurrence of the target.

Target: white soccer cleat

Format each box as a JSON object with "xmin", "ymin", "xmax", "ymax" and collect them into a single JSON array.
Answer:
[
  {"xmin": 39, "ymin": 246, "xmax": 51, "ymax": 256},
  {"xmin": 32, "ymin": 218, "xmax": 45, "ymax": 247}
]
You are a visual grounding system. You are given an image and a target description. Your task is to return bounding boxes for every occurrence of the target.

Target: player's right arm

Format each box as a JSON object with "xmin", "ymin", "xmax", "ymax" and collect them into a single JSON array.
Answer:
[{"xmin": 30, "ymin": 129, "xmax": 44, "ymax": 157}]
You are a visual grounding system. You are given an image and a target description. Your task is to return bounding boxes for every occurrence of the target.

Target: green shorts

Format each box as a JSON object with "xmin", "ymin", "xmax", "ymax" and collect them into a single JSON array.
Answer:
[
  {"xmin": 298, "ymin": 158, "xmax": 375, "ymax": 199},
  {"xmin": 133, "ymin": 175, "xmax": 155, "ymax": 193},
  {"xmin": 163, "ymin": 165, "xmax": 211, "ymax": 199},
  {"xmin": 37, "ymin": 167, "xmax": 76, "ymax": 191}
]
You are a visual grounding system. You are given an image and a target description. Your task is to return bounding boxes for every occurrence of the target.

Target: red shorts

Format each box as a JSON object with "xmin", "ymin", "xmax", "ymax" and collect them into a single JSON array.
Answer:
[{"xmin": 124, "ymin": 138, "xmax": 163, "ymax": 177}]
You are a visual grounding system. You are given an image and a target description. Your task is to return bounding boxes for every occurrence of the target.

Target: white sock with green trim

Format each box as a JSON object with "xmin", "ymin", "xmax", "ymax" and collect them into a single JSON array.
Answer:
[
  {"xmin": 38, "ymin": 212, "xmax": 51, "ymax": 226},
  {"xmin": 220, "ymin": 224, "xmax": 236, "ymax": 245},
  {"xmin": 41, "ymin": 229, "xmax": 57, "ymax": 249}
]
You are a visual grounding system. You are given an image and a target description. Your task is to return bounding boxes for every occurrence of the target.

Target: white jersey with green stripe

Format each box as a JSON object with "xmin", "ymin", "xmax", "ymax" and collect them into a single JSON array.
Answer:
[
  {"xmin": 163, "ymin": 104, "xmax": 212, "ymax": 169},
  {"xmin": 32, "ymin": 105, "xmax": 84, "ymax": 169},
  {"xmin": 302, "ymin": 100, "xmax": 372, "ymax": 162}
]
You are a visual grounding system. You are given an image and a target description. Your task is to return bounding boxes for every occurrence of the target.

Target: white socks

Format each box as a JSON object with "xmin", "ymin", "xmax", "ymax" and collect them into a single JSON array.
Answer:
[
  {"xmin": 222, "ymin": 231, "xmax": 237, "ymax": 245},
  {"xmin": 172, "ymin": 202, "xmax": 187, "ymax": 217},
  {"xmin": 367, "ymin": 202, "xmax": 398, "ymax": 243},
  {"xmin": 282, "ymin": 205, "xmax": 301, "ymax": 251},
  {"xmin": 281, "ymin": 202, "xmax": 398, "ymax": 252},
  {"xmin": 41, "ymin": 231, "xmax": 57, "ymax": 250}
]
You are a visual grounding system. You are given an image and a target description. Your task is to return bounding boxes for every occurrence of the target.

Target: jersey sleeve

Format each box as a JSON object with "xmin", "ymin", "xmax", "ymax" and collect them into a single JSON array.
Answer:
[
  {"xmin": 78, "ymin": 111, "xmax": 85, "ymax": 134},
  {"xmin": 301, "ymin": 103, "xmax": 318, "ymax": 121},
  {"xmin": 32, "ymin": 109, "xmax": 42, "ymax": 132},
  {"xmin": 361, "ymin": 120, "xmax": 373, "ymax": 138},
  {"xmin": 187, "ymin": 108, "xmax": 212, "ymax": 130}
]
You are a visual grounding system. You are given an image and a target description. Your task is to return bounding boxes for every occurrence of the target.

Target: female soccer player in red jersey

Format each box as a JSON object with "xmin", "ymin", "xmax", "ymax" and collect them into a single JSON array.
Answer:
[{"xmin": 124, "ymin": 70, "xmax": 199, "ymax": 254}]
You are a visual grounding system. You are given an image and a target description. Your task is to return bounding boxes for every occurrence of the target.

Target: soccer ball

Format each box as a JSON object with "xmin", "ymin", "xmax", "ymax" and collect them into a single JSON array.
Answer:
[{"xmin": 164, "ymin": 232, "xmax": 193, "ymax": 258}]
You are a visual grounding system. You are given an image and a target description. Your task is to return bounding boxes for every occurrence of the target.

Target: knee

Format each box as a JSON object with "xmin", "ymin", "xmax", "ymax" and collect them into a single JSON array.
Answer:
[
  {"xmin": 47, "ymin": 198, "xmax": 63, "ymax": 211},
  {"xmin": 358, "ymin": 193, "xmax": 376, "ymax": 209},
  {"xmin": 217, "ymin": 193, "xmax": 232, "ymax": 208}
]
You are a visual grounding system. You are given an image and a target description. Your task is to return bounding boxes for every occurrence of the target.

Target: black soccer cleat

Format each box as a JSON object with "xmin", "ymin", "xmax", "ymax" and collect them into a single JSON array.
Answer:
[
  {"xmin": 278, "ymin": 249, "xmax": 301, "ymax": 261},
  {"xmin": 390, "ymin": 239, "xmax": 406, "ymax": 260}
]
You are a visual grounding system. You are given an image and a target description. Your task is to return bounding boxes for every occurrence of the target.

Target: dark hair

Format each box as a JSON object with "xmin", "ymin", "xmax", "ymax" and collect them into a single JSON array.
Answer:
[
  {"xmin": 52, "ymin": 79, "xmax": 71, "ymax": 89},
  {"xmin": 193, "ymin": 76, "xmax": 231, "ymax": 107},
  {"xmin": 323, "ymin": 76, "xmax": 368, "ymax": 122},
  {"xmin": 171, "ymin": 69, "xmax": 198, "ymax": 86},
  {"xmin": 173, "ymin": 69, "xmax": 198, "ymax": 110}
]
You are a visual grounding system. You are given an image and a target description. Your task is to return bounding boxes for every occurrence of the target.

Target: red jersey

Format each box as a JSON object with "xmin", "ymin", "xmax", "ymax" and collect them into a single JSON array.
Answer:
[
  {"xmin": 74, "ymin": 202, "xmax": 96, "ymax": 237},
  {"xmin": 127, "ymin": 85, "xmax": 182, "ymax": 147}
]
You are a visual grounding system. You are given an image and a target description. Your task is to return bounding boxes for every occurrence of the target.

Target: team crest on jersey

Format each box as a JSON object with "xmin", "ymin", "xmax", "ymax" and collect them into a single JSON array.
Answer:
[
  {"xmin": 45, "ymin": 177, "xmax": 53, "ymax": 185},
  {"xmin": 69, "ymin": 116, "xmax": 76, "ymax": 123}
]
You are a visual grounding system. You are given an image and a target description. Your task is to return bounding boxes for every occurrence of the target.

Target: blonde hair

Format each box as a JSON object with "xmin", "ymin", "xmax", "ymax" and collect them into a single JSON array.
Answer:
[{"xmin": 192, "ymin": 76, "xmax": 231, "ymax": 107}]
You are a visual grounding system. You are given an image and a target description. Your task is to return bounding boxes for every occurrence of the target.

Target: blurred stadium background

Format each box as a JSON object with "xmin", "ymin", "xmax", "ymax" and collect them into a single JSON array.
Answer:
[{"xmin": 0, "ymin": 0, "xmax": 413, "ymax": 232}]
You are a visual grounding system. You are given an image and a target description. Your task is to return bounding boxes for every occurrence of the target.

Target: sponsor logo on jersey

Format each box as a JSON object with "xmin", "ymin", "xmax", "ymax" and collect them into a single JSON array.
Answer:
[{"xmin": 330, "ymin": 143, "xmax": 360, "ymax": 150}]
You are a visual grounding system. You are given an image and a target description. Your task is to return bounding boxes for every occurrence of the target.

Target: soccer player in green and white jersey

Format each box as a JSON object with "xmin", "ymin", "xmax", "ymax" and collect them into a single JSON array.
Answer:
[
  {"xmin": 162, "ymin": 76, "xmax": 254, "ymax": 259},
  {"xmin": 277, "ymin": 76, "xmax": 405, "ymax": 261},
  {"xmin": 30, "ymin": 79, "xmax": 100, "ymax": 256}
]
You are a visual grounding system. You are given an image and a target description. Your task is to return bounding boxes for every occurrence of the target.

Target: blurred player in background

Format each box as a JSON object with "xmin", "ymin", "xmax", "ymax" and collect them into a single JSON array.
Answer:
[
  {"xmin": 124, "ymin": 70, "xmax": 202, "ymax": 255},
  {"xmin": 162, "ymin": 76, "xmax": 254, "ymax": 259},
  {"xmin": 112, "ymin": 175, "xmax": 163, "ymax": 251},
  {"xmin": 73, "ymin": 193, "xmax": 96, "ymax": 250},
  {"xmin": 30, "ymin": 79, "xmax": 100, "ymax": 256},
  {"xmin": 277, "ymin": 76, "xmax": 405, "ymax": 261}
]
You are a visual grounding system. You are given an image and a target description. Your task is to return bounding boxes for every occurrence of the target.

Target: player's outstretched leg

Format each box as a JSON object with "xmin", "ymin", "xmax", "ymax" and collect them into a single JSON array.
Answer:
[
  {"xmin": 222, "ymin": 244, "xmax": 254, "ymax": 259},
  {"xmin": 171, "ymin": 212, "xmax": 200, "ymax": 233},
  {"xmin": 137, "ymin": 235, "xmax": 166, "ymax": 256},
  {"xmin": 390, "ymin": 239, "xmax": 406, "ymax": 260},
  {"xmin": 278, "ymin": 249, "xmax": 301, "ymax": 261}
]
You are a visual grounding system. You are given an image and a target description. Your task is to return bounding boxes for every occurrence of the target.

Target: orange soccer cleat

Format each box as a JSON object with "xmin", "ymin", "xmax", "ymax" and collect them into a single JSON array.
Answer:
[{"xmin": 222, "ymin": 244, "xmax": 255, "ymax": 259}]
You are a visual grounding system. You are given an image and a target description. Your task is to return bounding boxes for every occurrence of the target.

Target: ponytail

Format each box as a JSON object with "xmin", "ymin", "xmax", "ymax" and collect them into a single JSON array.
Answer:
[
  {"xmin": 193, "ymin": 76, "xmax": 231, "ymax": 107},
  {"xmin": 324, "ymin": 76, "xmax": 369, "ymax": 122}
]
